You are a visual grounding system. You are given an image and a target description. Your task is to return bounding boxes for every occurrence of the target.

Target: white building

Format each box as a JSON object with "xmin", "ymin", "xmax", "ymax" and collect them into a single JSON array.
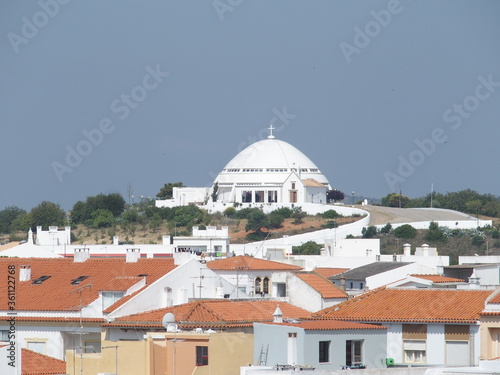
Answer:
[{"xmin": 156, "ymin": 126, "xmax": 332, "ymax": 211}]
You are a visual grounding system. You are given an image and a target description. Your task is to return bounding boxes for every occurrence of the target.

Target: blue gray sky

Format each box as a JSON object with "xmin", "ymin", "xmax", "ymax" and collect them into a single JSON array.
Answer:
[{"xmin": 1, "ymin": 1, "xmax": 500, "ymax": 211}]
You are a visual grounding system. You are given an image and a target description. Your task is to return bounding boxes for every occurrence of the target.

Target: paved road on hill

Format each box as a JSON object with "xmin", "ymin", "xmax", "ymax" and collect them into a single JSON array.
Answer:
[{"xmin": 359, "ymin": 205, "xmax": 475, "ymax": 226}]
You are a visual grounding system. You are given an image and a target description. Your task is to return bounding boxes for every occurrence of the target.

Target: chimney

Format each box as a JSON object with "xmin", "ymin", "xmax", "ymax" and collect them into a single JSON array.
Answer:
[
  {"xmin": 437, "ymin": 257, "xmax": 444, "ymax": 276},
  {"xmin": 74, "ymin": 248, "xmax": 90, "ymax": 262},
  {"xmin": 162, "ymin": 235, "xmax": 170, "ymax": 245},
  {"xmin": 403, "ymin": 243, "xmax": 411, "ymax": 256},
  {"xmin": 469, "ymin": 270, "xmax": 480, "ymax": 289},
  {"xmin": 19, "ymin": 265, "xmax": 31, "ymax": 282},
  {"xmin": 113, "ymin": 236, "xmax": 119, "ymax": 245},
  {"xmin": 340, "ymin": 275, "xmax": 346, "ymax": 291},
  {"xmin": 27, "ymin": 228, "xmax": 34, "ymax": 245},
  {"xmin": 126, "ymin": 248, "xmax": 140, "ymax": 263},
  {"xmin": 421, "ymin": 244, "xmax": 429, "ymax": 256},
  {"xmin": 273, "ymin": 305, "xmax": 283, "ymax": 323}
]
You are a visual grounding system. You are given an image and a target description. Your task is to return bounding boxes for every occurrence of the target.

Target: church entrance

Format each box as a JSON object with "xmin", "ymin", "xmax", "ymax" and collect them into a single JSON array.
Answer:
[{"xmin": 289, "ymin": 191, "xmax": 297, "ymax": 203}]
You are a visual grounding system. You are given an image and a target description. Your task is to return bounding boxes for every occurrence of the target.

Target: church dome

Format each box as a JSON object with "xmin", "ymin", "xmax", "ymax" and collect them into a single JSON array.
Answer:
[{"xmin": 214, "ymin": 131, "xmax": 331, "ymax": 188}]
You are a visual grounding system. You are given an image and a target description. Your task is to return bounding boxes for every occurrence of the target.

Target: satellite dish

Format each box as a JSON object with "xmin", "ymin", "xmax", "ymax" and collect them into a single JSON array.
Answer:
[{"xmin": 162, "ymin": 313, "xmax": 175, "ymax": 329}]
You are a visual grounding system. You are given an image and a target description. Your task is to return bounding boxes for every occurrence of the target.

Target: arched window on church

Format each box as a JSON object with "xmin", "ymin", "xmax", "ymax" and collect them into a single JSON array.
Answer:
[
  {"xmin": 255, "ymin": 277, "xmax": 262, "ymax": 294},
  {"xmin": 263, "ymin": 277, "xmax": 270, "ymax": 294}
]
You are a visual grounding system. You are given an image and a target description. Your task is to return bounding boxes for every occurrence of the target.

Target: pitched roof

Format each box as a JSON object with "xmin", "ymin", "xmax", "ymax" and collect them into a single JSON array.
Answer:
[
  {"xmin": 0, "ymin": 258, "xmax": 176, "ymax": 311},
  {"xmin": 107, "ymin": 300, "xmax": 311, "ymax": 329},
  {"xmin": 265, "ymin": 320, "xmax": 387, "ymax": 331},
  {"xmin": 314, "ymin": 288, "xmax": 492, "ymax": 323},
  {"xmin": 21, "ymin": 348, "xmax": 66, "ymax": 375},
  {"xmin": 301, "ymin": 178, "xmax": 325, "ymax": 187},
  {"xmin": 314, "ymin": 268, "xmax": 349, "ymax": 279},
  {"xmin": 207, "ymin": 256, "xmax": 302, "ymax": 271},
  {"xmin": 329, "ymin": 262, "xmax": 412, "ymax": 281},
  {"xmin": 410, "ymin": 274, "xmax": 464, "ymax": 283},
  {"xmin": 294, "ymin": 272, "xmax": 348, "ymax": 299}
]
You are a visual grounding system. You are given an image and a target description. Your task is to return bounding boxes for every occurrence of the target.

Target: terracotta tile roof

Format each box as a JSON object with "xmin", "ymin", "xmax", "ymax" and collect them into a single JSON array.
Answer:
[
  {"xmin": 294, "ymin": 272, "xmax": 348, "ymax": 299},
  {"xmin": 207, "ymin": 256, "xmax": 302, "ymax": 271},
  {"xmin": 301, "ymin": 178, "xmax": 325, "ymax": 187},
  {"xmin": 410, "ymin": 274, "xmax": 465, "ymax": 283},
  {"xmin": 107, "ymin": 299, "xmax": 311, "ymax": 329},
  {"xmin": 21, "ymin": 348, "xmax": 66, "ymax": 375},
  {"xmin": 314, "ymin": 288, "xmax": 492, "ymax": 323},
  {"xmin": 314, "ymin": 268, "xmax": 349, "ymax": 279},
  {"xmin": 0, "ymin": 258, "xmax": 176, "ymax": 312},
  {"xmin": 266, "ymin": 319, "xmax": 387, "ymax": 331},
  {"xmin": 0, "ymin": 316, "xmax": 104, "ymax": 323}
]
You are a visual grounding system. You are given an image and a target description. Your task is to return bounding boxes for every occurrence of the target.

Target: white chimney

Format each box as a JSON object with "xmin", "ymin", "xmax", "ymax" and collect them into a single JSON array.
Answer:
[
  {"xmin": 163, "ymin": 235, "xmax": 171, "ymax": 245},
  {"xmin": 113, "ymin": 236, "xmax": 119, "ymax": 245},
  {"xmin": 421, "ymin": 244, "xmax": 429, "ymax": 257},
  {"xmin": 19, "ymin": 265, "xmax": 31, "ymax": 282},
  {"xmin": 74, "ymin": 248, "xmax": 90, "ymax": 262},
  {"xmin": 273, "ymin": 305, "xmax": 283, "ymax": 323},
  {"xmin": 27, "ymin": 228, "xmax": 34, "ymax": 245},
  {"xmin": 126, "ymin": 248, "xmax": 140, "ymax": 263},
  {"xmin": 403, "ymin": 243, "xmax": 411, "ymax": 256},
  {"xmin": 469, "ymin": 270, "xmax": 480, "ymax": 289}
]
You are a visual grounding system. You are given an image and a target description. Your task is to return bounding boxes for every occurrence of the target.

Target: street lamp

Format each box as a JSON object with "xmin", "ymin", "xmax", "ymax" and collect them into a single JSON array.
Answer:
[{"xmin": 352, "ymin": 191, "xmax": 355, "ymax": 205}]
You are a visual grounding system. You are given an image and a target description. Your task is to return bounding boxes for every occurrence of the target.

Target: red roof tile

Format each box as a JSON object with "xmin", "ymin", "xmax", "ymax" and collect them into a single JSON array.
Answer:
[
  {"xmin": 410, "ymin": 274, "xmax": 464, "ymax": 283},
  {"xmin": 108, "ymin": 300, "xmax": 311, "ymax": 328},
  {"xmin": 266, "ymin": 320, "xmax": 387, "ymax": 331},
  {"xmin": 207, "ymin": 256, "xmax": 302, "ymax": 271},
  {"xmin": 0, "ymin": 258, "xmax": 176, "ymax": 311},
  {"xmin": 313, "ymin": 268, "xmax": 349, "ymax": 278},
  {"xmin": 314, "ymin": 288, "xmax": 492, "ymax": 323},
  {"xmin": 22, "ymin": 348, "xmax": 66, "ymax": 375},
  {"xmin": 294, "ymin": 272, "xmax": 348, "ymax": 299}
]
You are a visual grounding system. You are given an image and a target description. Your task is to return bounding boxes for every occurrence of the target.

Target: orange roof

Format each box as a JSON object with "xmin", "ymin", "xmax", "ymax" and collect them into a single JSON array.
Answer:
[
  {"xmin": 266, "ymin": 320, "xmax": 387, "ymax": 331},
  {"xmin": 108, "ymin": 299, "xmax": 311, "ymax": 328},
  {"xmin": 314, "ymin": 268, "xmax": 349, "ymax": 279},
  {"xmin": 410, "ymin": 274, "xmax": 464, "ymax": 283},
  {"xmin": 301, "ymin": 178, "xmax": 325, "ymax": 187},
  {"xmin": 314, "ymin": 288, "xmax": 492, "ymax": 323},
  {"xmin": 0, "ymin": 258, "xmax": 176, "ymax": 311},
  {"xmin": 294, "ymin": 272, "xmax": 347, "ymax": 299},
  {"xmin": 22, "ymin": 348, "xmax": 66, "ymax": 375},
  {"xmin": 207, "ymin": 256, "xmax": 302, "ymax": 271}
]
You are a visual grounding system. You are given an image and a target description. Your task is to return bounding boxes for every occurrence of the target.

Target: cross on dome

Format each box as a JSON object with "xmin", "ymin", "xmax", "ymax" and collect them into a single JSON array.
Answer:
[{"xmin": 268, "ymin": 124, "xmax": 275, "ymax": 139}]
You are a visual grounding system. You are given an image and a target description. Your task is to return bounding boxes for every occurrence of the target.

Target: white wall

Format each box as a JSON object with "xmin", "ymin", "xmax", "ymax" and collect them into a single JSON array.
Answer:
[
  {"xmin": 427, "ymin": 324, "xmax": 445, "ymax": 365},
  {"xmin": 366, "ymin": 263, "xmax": 434, "ymax": 290}
]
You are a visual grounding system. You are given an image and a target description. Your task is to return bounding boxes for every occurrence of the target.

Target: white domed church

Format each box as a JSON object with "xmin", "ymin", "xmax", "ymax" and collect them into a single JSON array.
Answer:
[
  {"xmin": 156, "ymin": 126, "xmax": 332, "ymax": 210},
  {"xmin": 212, "ymin": 126, "xmax": 331, "ymax": 205}
]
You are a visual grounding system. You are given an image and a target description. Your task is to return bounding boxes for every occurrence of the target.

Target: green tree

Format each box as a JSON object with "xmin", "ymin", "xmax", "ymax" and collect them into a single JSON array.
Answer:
[
  {"xmin": 10, "ymin": 213, "xmax": 32, "ymax": 232},
  {"xmin": 211, "ymin": 182, "xmax": 219, "ymax": 202},
  {"xmin": 292, "ymin": 241, "xmax": 322, "ymax": 255},
  {"xmin": 91, "ymin": 209, "xmax": 115, "ymax": 228},
  {"xmin": 380, "ymin": 222, "xmax": 392, "ymax": 234},
  {"xmin": 156, "ymin": 182, "xmax": 185, "ymax": 200},
  {"xmin": 292, "ymin": 207, "xmax": 306, "ymax": 224},
  {"xmin": 0, "ymin": 206, "xmax": 27, "ymax": 233},
  {"xmin": 326, "ymin": 190, "xmax": 345, "ymax": 203},
  {"xmin": 425, "ymin": 221, "xmax": 446, "ymax": 242},
  {"xmin": 71, "ymin": 193, "xmax": 125, "ymax": 223},
  {"xmin": 30, "ymin": 201, "xmax": 66, "ymax": 229},
  {"xmin": 394, "ymin": 224, "xmax": 417, "ymax": 239},
  {"xmin": 245, "ymin": 210, "xmax": 270, "ymax": 233},
  {"xmin": 171, "ymin": 205, "xmax": 204, "ymax": 227},
  {"xmin": 223, "ymin": 207, "xmax": 236, "ymax": 217},
  {"xmin": 268, "ymin": 212, "xmax": 285, "ymax": 229},
  {"xmin": 362, "ymin": 226, "xmax": 377, "ymax": 238},
  {"xmin": 322, "ymin": 209, "xmax": 341, "ymax": 219},
  {"xmin": 381, "ymin": 193, "xmax": 410, "ymax": 208}
]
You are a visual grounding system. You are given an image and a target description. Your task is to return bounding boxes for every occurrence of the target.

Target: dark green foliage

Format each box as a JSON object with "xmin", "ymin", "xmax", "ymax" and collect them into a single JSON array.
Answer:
[
  {"xmin": 91, "ymin": 209, "xmax": 115, "ymax": 228},
  {"xmin": 381, "ymin": 193, "xmax": 410, "ymax": 208},
  {"xmin": 271, "ymin": 207, "xmax": 293, "ymax": 218},
  {"xmin": 362, "ymin": 226, "xmax": 377, "ymax": 238},
  {"xmin": 30, "ymin": 201, "xmax": 66, "ymax": 229},
  {"xmin": 223, "ymin": 207, "xmax": 236, "ymax": 217},
  {"xmin": 211, "ymin": 182, "xmax": 219, "ymax": 202},
  {"xmin": 171, "ymin": 205, "xmax": 204, "ymax": 227},
  {"xmin": 292, "ymin": 241, "xmax": 322, "ymax": 255},
  {"xmin": 394, "ymin": 224, "xmax": 417, "ymax": 239},
  {"xmin": 236, "ymin": 207, "xmax": 262, "ymax": 219},
  {"xmin": 156, "ymin": 182, "xmax": 185, "ymax": 200},
  {"xmin": 326, "ymin": 189, "xmax": 345, "ymax": 203},
  {"xmin": 268, "ymin": 212, "xmax": 285, "ymax": 229},
  {"xmin": 245, "ymin": 210, "xmax": 270, "ymax": 233},
  {"xmin": 425, "ymin": 221, "xmax": 446, "ymax": 242},
  {"xmin": 380, "ymin": 223, "xmax": 392, "ymax": 234},
  {"xmin": 292, "ymin": 207, "xmax": 306, "ymax": 224},
  {"xmin": 322, "ymin": 209, "xmax": 341, "ymax": 219},
  {"xmin": 71, "ymin": 193, "xmax": 126, "ymax": 223},
  {"xmin": 322, "ymin": 220, "xmax": 338, "ymax": 229},
  {"xmin": 0, "ymin": 206, "xmax": 27, "ymax": 233},
  {"xmin": 471, "ymin": 235, "xmax": 485, "ymax": 246}
]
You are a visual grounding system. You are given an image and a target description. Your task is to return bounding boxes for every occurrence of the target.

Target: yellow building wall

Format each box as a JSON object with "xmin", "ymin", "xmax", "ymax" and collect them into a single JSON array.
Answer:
[{"xmin": 481, "ymin": 317, "xmax": 500, "ymax": 360}]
